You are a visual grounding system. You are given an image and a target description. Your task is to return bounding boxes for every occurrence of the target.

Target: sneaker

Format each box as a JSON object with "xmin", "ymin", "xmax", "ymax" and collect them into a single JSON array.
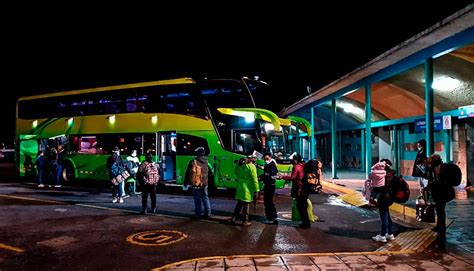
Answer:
[
  {"xmin": 151, "ymin": 208, "xmax": 157, "ymax": 214},
  {"xmin": 123, "ymin": 194, "xmax": 130, "ymax": 199},
  {"xmin": 119, "ymin": 197, "xmax": 124, "ymax": 203},
  {"xmin": 37, "ymin": 184, "xmax": 45, "ymax": 188},
  {"xmin": 54, "ymin": 185, "xmax": 61, "ymax": 188},
  {"xmin": 385, "ymin": 234, "xmax": 395, "ymax": 241},
  {"xmin": 141, "ymin": 209, "xmax": 147, "ymax": 215},
  {"xmin": 372, "ymin": 234, "xmax": 387, "ymax": 243},
  {"xmin": 242, "ymin": 221, "xmax": 252, "ymax": 227},
  {"xmin": 228, "ymin": 218, "xmax": 236, "ymax": 225},
  {"xmin": 112, "ymin": 197, "xmax": 118, "ymax": 203},
  {"xmin": 263, "ymin": 220, "xmax": 278, "ymax": 224}
]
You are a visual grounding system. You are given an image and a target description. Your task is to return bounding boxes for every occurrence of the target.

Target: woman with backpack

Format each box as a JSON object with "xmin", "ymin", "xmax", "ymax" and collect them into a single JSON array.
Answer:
[
  {"xmin": 372, "ymin": 159, "xmax": 396, "ymax": 243},
  {"xmin": 138, "ymin": 152, "xmax": 160, "ymax": 214}
]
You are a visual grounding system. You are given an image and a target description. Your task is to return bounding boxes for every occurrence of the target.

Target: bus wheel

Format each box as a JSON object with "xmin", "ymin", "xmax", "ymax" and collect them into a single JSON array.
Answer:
[{"xmin": 62, "ymin": 163, "xmax": 76, "ymax": 183}]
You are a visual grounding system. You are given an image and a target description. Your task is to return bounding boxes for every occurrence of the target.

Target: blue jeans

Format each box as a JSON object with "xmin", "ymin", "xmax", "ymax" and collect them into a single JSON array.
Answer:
[
  {"xmin": 379, "ymin": 205, "xmax": 392, "ymax": 235},
  {"xmin": 37, "ymin": 168, "xmax": 44, "ymax": 185},
  {"xmin": 192, "ymin": 186, "xmax": 211, "ymax": 217},
  {"xmin": 55, "ymin": 165, "xmax": 62, "ymax": 185},
  {"xmin": 113, "ymin": 183, "xmax": 124, "ymax": 198}
]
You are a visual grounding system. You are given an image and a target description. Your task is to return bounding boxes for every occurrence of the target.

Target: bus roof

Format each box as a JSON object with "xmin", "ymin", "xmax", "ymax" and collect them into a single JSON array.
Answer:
[{"xmin": 18, "ymin": 77, "xmax": 195, "ymax": 101}]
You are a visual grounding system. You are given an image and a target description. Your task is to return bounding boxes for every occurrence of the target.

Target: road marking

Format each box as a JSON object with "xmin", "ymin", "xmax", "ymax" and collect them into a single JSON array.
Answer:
[
  {"xmin": 0, "ymin": 243, "xmax": 25, "ymax": 253},
  {"xmin": 0, "ymin": 194, "xmax": 63, "ymax": 204},
  {"xmin": 360, "ymin": 218, "xmax": 380, "ymax": 224},
  {"xmin": 127, "ymin": 230, "xmax": 188, "ymax": 247}
]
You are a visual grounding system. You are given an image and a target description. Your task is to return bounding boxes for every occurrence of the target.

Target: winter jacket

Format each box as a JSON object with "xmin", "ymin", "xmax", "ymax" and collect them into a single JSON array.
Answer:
[
  {"xmin": 281, "ymin": 162, "xmax": 304, "ymax": 198},
  {"xmin": 261, "ymin": 159, "xmax": 278, "ymax": 186},
  {"xmin": 369, "ymin": 161, "xmax": 386, "ymax": 188},
  {"xmin": 184, "ymin": 156, "xmax": 213, "ymax": 187},
  {"xmin": 234, "ymin": 163, "xmax": 259, "ymax": 202},
  {"xmin": 412, "ymin": 149, "xmax": 427, "ymax": 177}
]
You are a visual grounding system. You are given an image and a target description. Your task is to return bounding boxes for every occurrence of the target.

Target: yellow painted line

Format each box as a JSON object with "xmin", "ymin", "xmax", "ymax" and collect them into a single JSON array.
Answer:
[
  {"xmin": 127, "ymin": 230, "xmax": 188, "ymax": 247},
  {"xmin": 0, "ymin": 243, "xmax": 25, "ymax": 253},
  {"xmin": 151, "ymin": 250, "xmax": 416, "ymax": 271},
  {"xmin": 0, "ymin": 194, "xmax": 64, "ymax": 205}
]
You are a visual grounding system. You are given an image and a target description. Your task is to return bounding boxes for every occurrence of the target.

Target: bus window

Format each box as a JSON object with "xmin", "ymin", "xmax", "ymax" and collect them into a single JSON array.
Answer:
[
  {"xmin": 233, "ymin": 129, "xmax": 258, "ymax": 155},
  {"xmin": 176, "ymin": 134, "xmax": 209, "ymax": 156}
]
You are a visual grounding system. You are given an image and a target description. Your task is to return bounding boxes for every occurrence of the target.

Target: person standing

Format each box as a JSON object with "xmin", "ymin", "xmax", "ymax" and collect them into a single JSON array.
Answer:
[
  {"xmin": 138, "ymin": 153, "xmax": 160, "ymax": 214},
  {"xmin": 229, "ymin": 157, "xmax": 259, "ymax": 226},
  {"xmin": 126, "ymin": 149, "xmax": 141, "ymax": 196},
  {"xmin": 412, "ymin": 139, "xmax": 427, "ymax": 193},
  {"xmin": 260, "ymin": 153, "xmax": 278, "ymax": 224},
  {"xmin": 184, "ymin": 147, "xmax": 213, "ymax": 218},
  {"xmin": 279, "ymin": 154, "xmax": 308, "ymax": 228},
  {"xmin": 372, "ymin": 159, "xmax": 396, "ymax": 243},
  {"xmin": 107, "ymin": 146, "xmax": 125, "ymax": 203},
  {"xmin": 35, "ymin": 151, "xmax": 46, "ymax": 188},
  {"xmin": 426, "ymin": 154, "xmax": 449, "ymax": 250}
]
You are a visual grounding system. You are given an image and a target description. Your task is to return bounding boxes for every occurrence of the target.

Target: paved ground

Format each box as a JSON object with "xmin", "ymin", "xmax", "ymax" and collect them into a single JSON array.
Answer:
[{"xmin": 1, "ymin": 164, "xmax": 473, "ymax": 270}]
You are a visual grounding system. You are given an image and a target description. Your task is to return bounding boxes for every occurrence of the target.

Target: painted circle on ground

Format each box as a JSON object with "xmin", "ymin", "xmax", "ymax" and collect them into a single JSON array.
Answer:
[{"xmin": 126, "ymin": 230, "xmax": 188, "ymax": 247}]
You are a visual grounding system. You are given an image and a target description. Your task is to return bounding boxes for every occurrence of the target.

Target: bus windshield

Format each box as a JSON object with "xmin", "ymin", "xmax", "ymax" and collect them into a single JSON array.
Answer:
[{"xmin": 258, "ymin": 121, "xmax": 292, "ymax": 163}]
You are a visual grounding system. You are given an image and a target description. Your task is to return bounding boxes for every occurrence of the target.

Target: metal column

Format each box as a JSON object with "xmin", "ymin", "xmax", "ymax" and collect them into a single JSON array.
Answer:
[
  {"xmin": 365, "ymin": 85, "xmax": 372, "ymax": 179},
  {"xmin": 360, "ymin": 129, "xmax": 365, "ymax": 172},
  {"xmin": 444, "ymin": 129, "xmax": 451, "ymax": 163},
  {"xmin": 331, "ymin": 99, "xmax": 338, "ymax": 179},
  {"xmin": 311, "ymin": 106, "xmax": 316, "ymax": 159},
  {"xmin": 425, "ymin": 58, "xmax": 434, "ymax": 155},
  {"xmin": 393, "ymin": 125, "xmax": 399, "ymax": 175}
]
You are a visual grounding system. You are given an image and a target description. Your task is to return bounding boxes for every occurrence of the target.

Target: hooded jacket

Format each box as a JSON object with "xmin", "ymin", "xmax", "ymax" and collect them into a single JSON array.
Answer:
[{"xmin": 369, "ymin": 161, "xmax": 386, "ymax": 188}]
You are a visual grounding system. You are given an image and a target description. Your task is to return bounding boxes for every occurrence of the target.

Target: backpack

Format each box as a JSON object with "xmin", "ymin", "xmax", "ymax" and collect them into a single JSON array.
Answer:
[
  {"xmin": 143, "ymin": 162, "xmax": 159, "ymax": 185},
  {"xmin": 389, "ymin": 175, "xmax": 410, "ymax": 204},
  {"xmin": 439, "ymin": 163, "xmax": 462, "ymax": 187},
  {"xmin": 189, "ymin": 160, "xmax": 202, "ymax": 187}
]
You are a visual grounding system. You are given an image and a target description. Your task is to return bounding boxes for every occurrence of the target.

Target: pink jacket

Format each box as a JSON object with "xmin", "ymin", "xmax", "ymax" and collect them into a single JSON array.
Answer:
[{"xmin": 369, "ymin": 161, "xmax": 386, "ymax": 187}]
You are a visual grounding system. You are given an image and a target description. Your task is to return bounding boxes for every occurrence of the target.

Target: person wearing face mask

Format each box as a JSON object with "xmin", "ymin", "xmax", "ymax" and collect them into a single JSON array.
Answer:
[
  {"xmin": 260, "ymin": 153, "xmax": 279, "ymax": 224},
  {"xmin": 412, "ymin": 139, "xmax": 427, "ymax": 193},
  {"xmin": 126, "ymin": 149, "xmax": 141, "ymax": 196}
]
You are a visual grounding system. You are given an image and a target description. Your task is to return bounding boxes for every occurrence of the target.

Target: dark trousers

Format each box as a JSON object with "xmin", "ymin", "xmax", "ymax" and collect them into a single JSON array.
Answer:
[
  {"xmin": 264, "ymin": 184, "xmax": 277, "ymax": 220},
  {"xmin": 296, "ymin": 196, "xmax": 310, "ymax": 226},
  {"xmin": 233, "ymin": 200, "xmax": 250, "ymax": 222},
  {"xmin": 435, "ymin": 201, "xmax": 447, "ymax": 248},
  {"xmin": 141, "ymin": 185, "xmax": 156, "ymax": 211}
]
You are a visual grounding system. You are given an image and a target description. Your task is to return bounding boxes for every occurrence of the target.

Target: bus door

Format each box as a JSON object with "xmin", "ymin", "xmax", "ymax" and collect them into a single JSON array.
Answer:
[
  {"xmin": 18, "ymin": 135, "xmax": 40, "ymax": 177},
  {"xmin": 158, "ymin": 131, "xmax": 177, "ymax": 182}
]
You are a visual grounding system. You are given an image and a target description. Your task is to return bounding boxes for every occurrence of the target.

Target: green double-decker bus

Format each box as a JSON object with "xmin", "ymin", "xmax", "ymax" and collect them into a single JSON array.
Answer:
[{"xmin": 16, "ymin": 77, "xmax": 311, "ymax": 189}]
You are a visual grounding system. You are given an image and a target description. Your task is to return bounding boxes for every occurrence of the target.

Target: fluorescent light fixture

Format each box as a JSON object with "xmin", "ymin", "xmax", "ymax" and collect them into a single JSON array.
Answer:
[
  {"xmin": 151, "ymin": 115, "xmax": 158, "ymax": 124},
  {"xmin": 67, "ymin": 118, "xmax": 74, "ymax": 126},
  {"xmin": 337, "ymin": 101, "xmax": 364, "ymax": 115},
  {"xmin": 265, "ymin": 123, "xmax": 275, "ymax": 131},
  {"xmin": 108, "ymin": 115, "xmax": 116, "ymax": 124},
  {"xmin": 32, "ymin": 120, "xmax": 38, "ymax": 128},
  {"xmin": 432, "ymin": 76, "xmax": 460, "ymax": 91}
]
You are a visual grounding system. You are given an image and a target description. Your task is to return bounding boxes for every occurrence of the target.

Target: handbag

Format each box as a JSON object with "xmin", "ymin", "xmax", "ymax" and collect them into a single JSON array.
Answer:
[
  {"xmin": 121, "ymin": 170, "xmax": 131, "ymax": 180},
  {"xmin": 111, "ymin": 174, "xmax": 124, "ymax": 185},
  {"xmin": 416, "ymin": 197, "xmax": 435, "ymax": 223}
]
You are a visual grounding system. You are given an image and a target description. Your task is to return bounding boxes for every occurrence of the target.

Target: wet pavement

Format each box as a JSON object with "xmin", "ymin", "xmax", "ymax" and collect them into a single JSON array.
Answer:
[{"xmin": 1, "ymin": 167, "xmax": 473, "ymax": 270}]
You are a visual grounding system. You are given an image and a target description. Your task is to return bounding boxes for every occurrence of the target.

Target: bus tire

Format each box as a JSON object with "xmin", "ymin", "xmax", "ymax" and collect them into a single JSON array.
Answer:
[{"xmin": 62, "ymin": 162, "xmax": 76, "ymax": 183}]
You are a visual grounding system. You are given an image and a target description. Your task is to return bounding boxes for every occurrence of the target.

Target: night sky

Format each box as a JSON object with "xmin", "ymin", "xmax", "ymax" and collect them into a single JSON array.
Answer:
[{"xmin": 1, "ymin": 3, "xmax": 472, "ymax": 145}]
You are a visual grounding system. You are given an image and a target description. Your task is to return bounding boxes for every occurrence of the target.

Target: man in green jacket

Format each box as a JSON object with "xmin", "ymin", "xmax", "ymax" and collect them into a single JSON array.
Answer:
[{"xmin": 229, "ymin": 157, "xmax": 259, "ymax": 226}]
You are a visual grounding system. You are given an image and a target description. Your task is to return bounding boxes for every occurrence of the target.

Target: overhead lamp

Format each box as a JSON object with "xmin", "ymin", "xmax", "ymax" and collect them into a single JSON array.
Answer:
[
  {"xmin": 151, "ymin": 115, "xmax": 158, "ymax": 124},
  {"xmin": 67, "ymin": 117, "xmax": 74, "ymax": 126},
  {"xmin": 32, "ymin": 120, "xmax": 38, "ymax": 128},
  {"xmin": 432, "ymin": 76, "xmax": 460, "ymax": 91},
  {"xmin": 107, "ymin": 115, "xmax": 116, "ymax": 124}
]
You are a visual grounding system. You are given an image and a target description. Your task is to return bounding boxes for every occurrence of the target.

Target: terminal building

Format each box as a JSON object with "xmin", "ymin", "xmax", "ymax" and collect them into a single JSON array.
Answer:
[{"xmin": 280, "ymin": 6, "xmax": 474, "ymax": 187}]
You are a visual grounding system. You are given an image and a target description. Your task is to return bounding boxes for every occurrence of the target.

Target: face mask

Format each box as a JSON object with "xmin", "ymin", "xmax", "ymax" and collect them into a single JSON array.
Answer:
[
  {"xmin": 265, "ymin": 160, "xmax": 271, "ymax": 164},
  {"xmin": 132, "ymin": 153, "xmax": 137, "ymax": 157},
  {"xmin": 418, "ymin": 146, "xmax": 422, "ymax": 151}
]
